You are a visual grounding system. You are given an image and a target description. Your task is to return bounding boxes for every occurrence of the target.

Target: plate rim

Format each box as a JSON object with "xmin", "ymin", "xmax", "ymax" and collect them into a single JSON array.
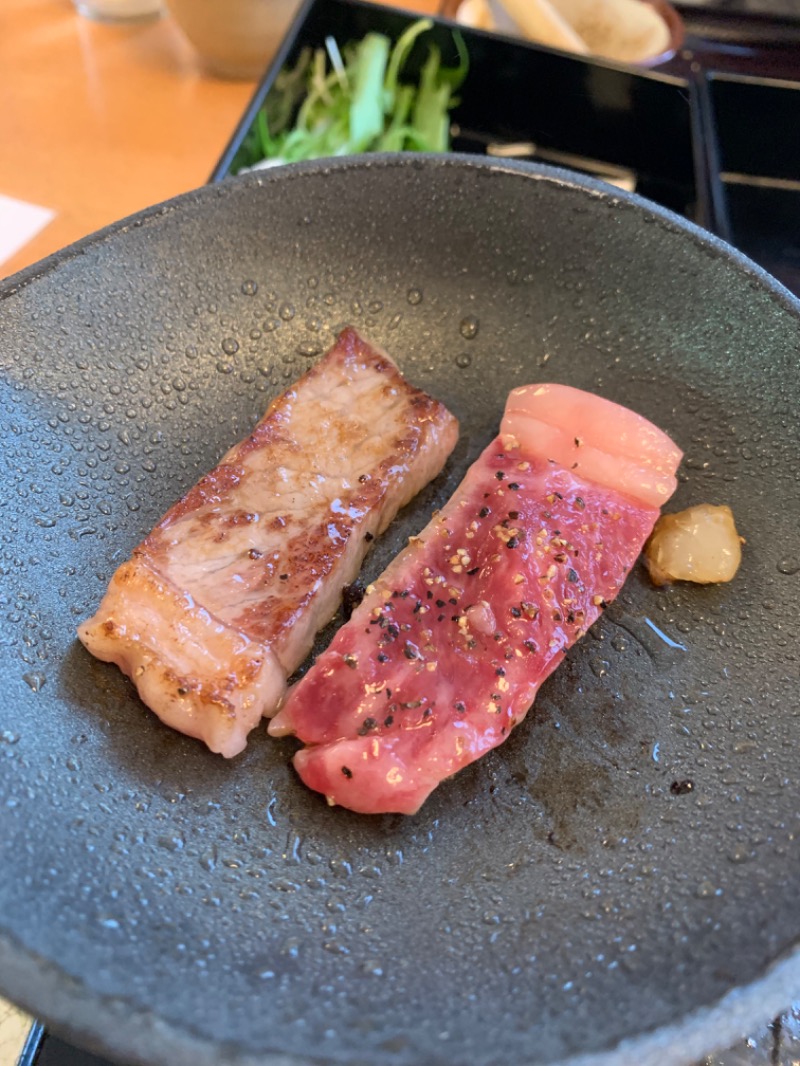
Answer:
[{"xmin": 1, "ymin": 153, "xmax": 798, "ymax": 1066}]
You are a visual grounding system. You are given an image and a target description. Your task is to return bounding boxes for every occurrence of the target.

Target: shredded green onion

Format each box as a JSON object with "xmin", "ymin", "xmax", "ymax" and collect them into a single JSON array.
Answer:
[{"xmin": 234, "ymin": 19, "xmax": 468, "ymax": 171}]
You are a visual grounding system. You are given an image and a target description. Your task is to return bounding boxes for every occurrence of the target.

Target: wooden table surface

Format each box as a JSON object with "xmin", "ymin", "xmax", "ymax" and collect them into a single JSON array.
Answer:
[{"xmin": 0, "ymin": 0, "xmax": 433, "ymax": 281}]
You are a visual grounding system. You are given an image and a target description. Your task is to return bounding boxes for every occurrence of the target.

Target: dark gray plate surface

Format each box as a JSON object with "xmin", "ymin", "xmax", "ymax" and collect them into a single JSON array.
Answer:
[{"xmin": 1, "ymin": 156, "xmax": 799, "ymax": 1066}]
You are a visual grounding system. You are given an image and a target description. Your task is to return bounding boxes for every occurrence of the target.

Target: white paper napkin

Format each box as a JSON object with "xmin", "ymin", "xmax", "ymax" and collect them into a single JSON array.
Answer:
[{"xmin": 0, "ymin": 193, "xmax": 56, "ymax": 269}]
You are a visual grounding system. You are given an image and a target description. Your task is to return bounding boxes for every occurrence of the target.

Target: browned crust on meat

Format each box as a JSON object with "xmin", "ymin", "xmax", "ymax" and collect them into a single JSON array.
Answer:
[{"xmin": 79, "ymin": 327, "xmax": 458, "ymax": 755}]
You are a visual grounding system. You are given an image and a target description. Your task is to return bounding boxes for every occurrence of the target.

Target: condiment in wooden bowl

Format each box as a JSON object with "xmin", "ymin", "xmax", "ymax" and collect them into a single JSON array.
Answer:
[{"xmin": 440, "ymin": 0, "xmax": 684, "ymax": 67}]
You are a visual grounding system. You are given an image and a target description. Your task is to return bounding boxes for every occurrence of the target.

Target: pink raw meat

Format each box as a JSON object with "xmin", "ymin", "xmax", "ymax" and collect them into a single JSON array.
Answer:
[{"xmin": 270, "ymin": 383, "xmax": 682, "ymax": 814}]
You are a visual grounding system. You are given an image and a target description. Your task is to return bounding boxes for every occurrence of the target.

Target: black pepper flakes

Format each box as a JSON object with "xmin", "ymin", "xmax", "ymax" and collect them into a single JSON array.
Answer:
[
  {"xmin": 357, "ymin": 717, "xmax": 378, "ymax": 736},
  {"xmin": 479, "ymin": 506, "xmax": 490, "ymax": 518},
  {"xmin": 341, "ymin": 766, "xmax": 353, "ymax": 779},
  {"xmin": 454, "ymin": 701, "xmax": 466, "ymax": 713},
  {"xmin": 575, "ymin": 496, "xmax": 585, "ymax": 510},
  {"xmin": 343, "ymin": 654, "xmax": 358, "ymax": 669},
  {"xmin": 508, "ymin": 482, "xmax": 521, "ymax": 491},
  {"xmin": 466, "ymin": 566, "xmax": 480, "ymax": 576},
  {"xmin": 248, "ymin": 548, "xmax": 263, "ymax": 560},
  {"xmin": 449, "ymin": 597, "xmax": 457, "ymax": 605},
  {"xmin": 403, "ymin": 642, "xmax": 420, "ymax": 660},
  {"xmin": 495, "ymin": 471, "xmax": 505, "ymax": 480},
  {"xmin": 364, "ymin": 531, "xmax": 374, "ymax": 542},
  {"xmin": 358, "ymin": 474, "xmax": 370, "ymax": 483},
  {"xmin": 510, "ymin": 606, "xmax": 522, "ymax": 618},
  {"xmin": 376, "ymin": 653, "xmax": 389, "ymax": 663},
  {"xmin": 523, "ymin": 639, "xmax": 537, "ymax": 652},
  {"xmin": 384, "ymin": 715, "xmax": 394, "ymax": 727},
  {"xmin": 506, "ymin": 536, "xmax": 520, "ymax": 549},
  {"xmin": 508, "ymin": 510, "xmax": 519, "ymax": 520},
  {"xmin": 279, "ymin": 573, "xmax": 288, "ymax": 581},
  {"xmin": 670, "ymin": 779, "xmax": 694, "ymax": 796},
  {"xmin": 567, "ymin": 569, "xmax": 579, "ymax": 583},
  {"xmin": 435, "ymin": 599, "xmax": 446, "ymax": 608},
  {"xmin": 341, "ymin": 581, "xmax": 365, "ymax": 621},
  {"xmin": 495, "ymin": 667, "xmax": 506, "ymax": 676}
]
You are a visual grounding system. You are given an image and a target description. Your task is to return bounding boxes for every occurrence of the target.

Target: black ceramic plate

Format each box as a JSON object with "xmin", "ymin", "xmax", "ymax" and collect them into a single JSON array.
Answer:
[{"xmin": 1, "ymin": 156, "xmax": 799, "ymax": 1066}]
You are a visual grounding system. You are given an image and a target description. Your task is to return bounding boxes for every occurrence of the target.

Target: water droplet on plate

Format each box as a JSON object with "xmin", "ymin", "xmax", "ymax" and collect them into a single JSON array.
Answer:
[
  {"xmin": 589, "ymin": 657, "xmax": 609, "ymax": 679},
  {"xmin": 728, "ymin": 844, "xmax": 751, "ymax": 864},
  {"xmin": 323, "ymin": 939, "xmax": 350, "ymax": 956},
  {"xmin": 241, "ymin": 280, "xmax": 258, "ymax": 296},
  {"xmin": 221, "ymin": 338, "xmax": 239, "ymax": 356},
  {"xmin": 460, "ymin": 315, "xmax": 480, "ymax": 340},
  {"xmin": 282, "ymin": 937, "xmax": 300, "ymax": 958},
  {"xmin": 279, "ymin": 303, "xmax": 295, "ymax": 322},
  {"xmin": 695, "ymin": 880, "xmax": 722, "ymax": 899},
  {"xmin": 777, "ymin": 558, "xmax": 800, "ymax": 576},
  {"xmin": 22, "ymin": 672, "xmax": 46, "ymax": 692},
  {"xmin": 157, "ymin": 835, "xmax": 185, "ymax": 852},
  {"xmin": 455, "ymin": 352, "xmax": 471, "ymax": 369},
  {"xmin": 406, "ymin": 288, "xmax": 423, "ymax": 306}
]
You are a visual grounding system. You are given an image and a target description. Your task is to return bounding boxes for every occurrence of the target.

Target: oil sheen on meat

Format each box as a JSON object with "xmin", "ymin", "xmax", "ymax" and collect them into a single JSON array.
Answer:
[
  {"xmin": 78, "ymin": 328, "xmax": 458, "ymax": 757},
  {"xmin": 270, "ymin": 383, "xmax": 682, "ymax": 814}
]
